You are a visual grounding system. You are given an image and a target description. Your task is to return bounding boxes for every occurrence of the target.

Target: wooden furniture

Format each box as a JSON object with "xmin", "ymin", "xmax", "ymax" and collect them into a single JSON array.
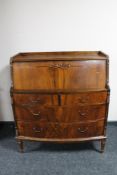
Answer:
[{"xmin": 10, "ymin": 51, "xmax": 110, "ymax": 152}]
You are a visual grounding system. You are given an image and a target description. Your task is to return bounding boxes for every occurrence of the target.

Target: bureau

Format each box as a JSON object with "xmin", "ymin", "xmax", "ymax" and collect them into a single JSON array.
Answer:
[{"xmin": 10, "ymin": 51, "xmax": 110, "ymax": 152}]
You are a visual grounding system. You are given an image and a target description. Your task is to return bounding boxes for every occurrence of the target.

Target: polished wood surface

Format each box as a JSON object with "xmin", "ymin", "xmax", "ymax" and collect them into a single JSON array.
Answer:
[
  {"xmin": 14, "ymin": 104, "xmax": 106, "ymax": 123},
  {"xmin": 10, "ymin": 51, "xmax": 110, "ymax": 152},
  {"xmin": 10, "ymin": 51, "xmax": 108, "ymax": 63},
  {"xmin": 13, "ymin": 94, "xmax": 58, "ymax": 106},
  {"xmin": 13, "ymin": 93, "xmax": 106, "ymax": 122},
  {"xmin": 17, "ymin": 120, "xmax": 104, "ymax": 138},
  {"xmin": 12, "ymin": 60, "xmax": 106, "ymax": 90},
  {"xmin": 61, "ymin": 92, "xmax": 107, "ymax": 105}
]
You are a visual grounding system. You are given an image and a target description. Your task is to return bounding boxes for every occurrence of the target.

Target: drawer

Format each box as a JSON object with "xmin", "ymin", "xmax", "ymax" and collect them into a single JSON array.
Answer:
[
  {"xmin": 13, "ymin": 94, "xmax": 58, "ymax": 106},
  {"xmin": 67, "ymin": 120, "xmax": 104, "ymax": 138},
  {"xmin": 17, "ymin": 121, "xmax": 67, "ymax": 138},
  {"xmin": 14, "ymin": 104, "xmax": 106, "ymax": 122},
  {"xmin": 14, "ymin": 106, "xmax": 56, "ymax": 122},
  {"xmin": 61, "ymin": 91, "xmax": 107, "ymax": 105},
  {"xmin": 61, "ymin": 105, "xmax": 106, "ymax": 122},
  {"xmin": 17, "ymin": 121, "xmax": 48, "ymax": 138},
  {"xmin": 17, "ymin": 120, "xmax": 104, "ymax": 139}
]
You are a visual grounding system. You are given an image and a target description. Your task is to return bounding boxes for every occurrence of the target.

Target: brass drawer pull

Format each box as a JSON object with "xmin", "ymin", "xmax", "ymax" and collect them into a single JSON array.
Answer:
[
  {"xmin": 78, "ymin": 110, "xmax": 88, "ymax": 117},
  {"xmin": 78, "ymin": 127, "xmax": 88, "ymax": 133},
  {"xmin": 29, "ymin": 109, "xmax": 41, "ymax": 117},
  {"xmin": 33, "ymin": 127, "xmax": 43, "ymax": 133},
  {"xmin": 79, "ymin": 112, "xmax": 87, "ymax": 116},
  {"xmin": 78, "ymin": 97, "xmax": 89, "ymax": 103},
  {"xmin": 32, "ymin": 112, "xmax": 40, "ymax": 117}
]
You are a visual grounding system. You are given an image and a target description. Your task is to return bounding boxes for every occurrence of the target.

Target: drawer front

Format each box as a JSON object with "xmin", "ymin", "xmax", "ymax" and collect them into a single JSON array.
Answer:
[
  {"xmin": 14, "ymin": 105, "xmax": 106, "ymax": 122},
  {"xmin": 12, "ymin": 60, "xmax": 106, "ymax": 90},
  {"xmin": 14, "ymin": 106, "xmax": 56, "ymax": 122},
  {"xmin": 17, "ymin": 121, "xmax": 49, "ymax": 138},
  {"xmin": 17, "ymin": 122, "xmax": 67, "ymax": 138},
  {"xmin": 67, "ymin": 120, "xmax": 104, "ymax": 138},
  {"xmin": 13, "ymin": 93, "xmax": 107, "ymax": 122},
  {"xmin": 13, "ymin": 94, "xmax": 58, "ymax": 106},
  {"xmin": 61, "ymin": 92, "xmax": 107, "ymax": 105},
  {"xmin": 17, "ymin": 120, "xmax": 104, "ymax": 139},
  {"xmin": 60, "ymin": 105, "xmax": 106, "ymax": 122}
]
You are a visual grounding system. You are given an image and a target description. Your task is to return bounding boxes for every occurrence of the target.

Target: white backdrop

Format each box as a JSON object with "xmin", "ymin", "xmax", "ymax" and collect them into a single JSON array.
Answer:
[{"xmin": 0, "ymin": 0, "xmax": 117, "ymax": 121}]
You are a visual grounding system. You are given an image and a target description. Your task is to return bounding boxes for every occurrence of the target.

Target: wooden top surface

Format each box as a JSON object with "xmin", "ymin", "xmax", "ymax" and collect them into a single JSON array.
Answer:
[{"xmin": 10, "ymin": 51, "xmax": 108, "ymax": 63}]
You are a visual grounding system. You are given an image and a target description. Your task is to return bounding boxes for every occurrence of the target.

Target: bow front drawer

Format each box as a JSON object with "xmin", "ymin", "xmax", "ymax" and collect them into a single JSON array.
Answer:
[
  {"xmin": 14, "ymin": 106, "xmax": 56, "ymax": 122},
  {"xmin": 67, "ymin": 120, "xmax": 104, "ymax": 138},
  {"xmin": 17, "ymin": 121, "xmax": 67, "ymax": 138},
  {"xmin": 61, "ymin": 104, "xmax": 106, "ymax": 122},
  {"xmin": 13, "ymin": 94, "xmax": 58, "ymax": 106},
  {"xmin": 17, "ymin": 120, "xmax": 104, "ymax": 139},
  {"xmin": 61, "ymin": 91, "xmax": 108, "ymax": 105}
]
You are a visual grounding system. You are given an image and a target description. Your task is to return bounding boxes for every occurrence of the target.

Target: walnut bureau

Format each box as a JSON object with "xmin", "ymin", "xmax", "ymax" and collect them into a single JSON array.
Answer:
[{"xmin": 10, "ymin": 51, "xmax": 110, "ymax": 152}]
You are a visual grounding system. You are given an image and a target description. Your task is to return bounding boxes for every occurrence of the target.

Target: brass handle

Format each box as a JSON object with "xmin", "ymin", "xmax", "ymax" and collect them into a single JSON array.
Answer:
[
  {"xmin": 79, "ymin": 112, "xmax": 87, "ymax": 116},
  {"xmin": 78, "ymin": 127, "xmax": 88, "ymax": 133},
  {"xmin": 33, "ymin": 127, "xmax": 43, "ymax": 133},
  {"xmin": 29, "ymin": 109, "xmax": 41, "ymax": 117},
  {"xmin": 32, "ymin": 112, "xmax": 40, "ymax": 117},
  {"xmin": 78, "ymin": 110, "xmax": 88, "ymax": 117},
  {"xmin": 79, "ymin": 97, "xmax": 89, "ymax": 103}
]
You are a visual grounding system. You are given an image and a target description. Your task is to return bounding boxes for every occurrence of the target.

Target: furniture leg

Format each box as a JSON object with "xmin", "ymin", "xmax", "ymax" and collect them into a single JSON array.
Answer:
[
  {"xmin": 17, "ymin": 139, "xmax": 24, "ymax": 153},
  {"xmin": 100, "ymin": 139, "xmax": 106, "ymax": 153}
]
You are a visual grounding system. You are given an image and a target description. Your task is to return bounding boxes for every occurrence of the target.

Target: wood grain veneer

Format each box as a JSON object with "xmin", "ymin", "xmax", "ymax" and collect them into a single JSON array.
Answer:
[{"xmin": 10, "ymin": 51, "xmax": 110, "ymax": 152}]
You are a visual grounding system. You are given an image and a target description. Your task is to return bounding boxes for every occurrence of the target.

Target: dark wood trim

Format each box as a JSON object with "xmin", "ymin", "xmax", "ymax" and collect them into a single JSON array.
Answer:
[
  {"xmin": 11, "ymin": 88, "xmax": 108, "ymax": 94},
  {"xmin": 1, "ymin": 121, "xmax": 116, "ymax": 125},
  {"xmin": 10, "ymin": 90, "xmax": 19, "ymax": 138},
  {"xmin": 99, "ymin": 51, "xmax": 109, "ymax": 58},
  {"xmin": 10, "ymin": 53, "xmax": 19, "ymax": 64},
  {"xmin": 10, "ymin": 51, "xmax": 108, "ymax": 63},
  {"xmin": 104, "ymin": 90, "xmax": 110, "ymax": 136},
  {"xmin": 11, "ymin": 58, "xmax": 108, "ymax": 63}
]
